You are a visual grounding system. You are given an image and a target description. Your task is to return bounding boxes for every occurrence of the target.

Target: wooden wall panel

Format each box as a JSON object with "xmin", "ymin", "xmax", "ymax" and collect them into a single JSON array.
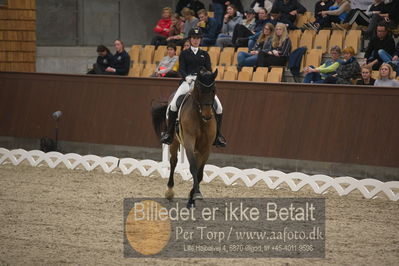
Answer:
[
  {"xmin": 0, "ymin": 0, "xmax": 36, "ymax": 72},
  {"xmin": 1, "ymin": 73, "xmax": 399, "ymax": 168}
]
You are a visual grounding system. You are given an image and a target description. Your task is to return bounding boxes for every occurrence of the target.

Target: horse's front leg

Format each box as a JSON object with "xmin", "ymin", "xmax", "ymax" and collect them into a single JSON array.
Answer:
[
  {"xmin": 165, "ymin": 140, "xmax": 178, "ymax": 200},
  {"xmin": 185, "ymin": 143, "xmax": 202, "ymax": 201}
]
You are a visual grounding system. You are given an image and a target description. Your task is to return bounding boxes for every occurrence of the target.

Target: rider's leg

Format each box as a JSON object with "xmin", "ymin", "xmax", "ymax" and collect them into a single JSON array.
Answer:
[
  {"xmin": 161, "ymin": 81, "xmax": 191, "ymax": 144},
  {"xmin": 213, "ymin": 96, "xmax": 227, "ymax": 147}
]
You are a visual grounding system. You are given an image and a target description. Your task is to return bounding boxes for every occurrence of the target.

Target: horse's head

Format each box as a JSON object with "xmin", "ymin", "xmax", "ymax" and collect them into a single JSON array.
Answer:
[{"xmin": 194, "ymin": 67, "xmax": 218, "ymax": 121}]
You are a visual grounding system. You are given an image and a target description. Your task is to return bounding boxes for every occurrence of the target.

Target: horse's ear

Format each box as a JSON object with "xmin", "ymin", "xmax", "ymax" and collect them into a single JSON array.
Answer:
[{"xmin": 212, "ymin": 69, "xmax": 218, "ymax": 79}]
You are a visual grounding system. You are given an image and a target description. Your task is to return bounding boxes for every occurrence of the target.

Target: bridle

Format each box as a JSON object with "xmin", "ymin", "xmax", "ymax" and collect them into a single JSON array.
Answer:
[{"xmin": 193, "ymin": 79, "xmax": 215, "ymax": 121}]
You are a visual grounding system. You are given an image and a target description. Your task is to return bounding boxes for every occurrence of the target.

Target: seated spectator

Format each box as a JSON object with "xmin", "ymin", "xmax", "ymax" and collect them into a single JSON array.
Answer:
[
  {"xmin": 365, "ymin": 0, "xmax": 399, "ymax": 38},
  {"xmin": 87, "ymin": 45, "xmax": 113, "ymax": 75},
  {"xmin": 364, "ymin": 22, "xmax": 395, "ymax": 70},
  {"xmin": 152, "ymin": 44, "xmax": 179, "ymax": 77},
  {"xmin": 313, "ymin": 0, "xmax": 335, "ymax": 25},
  {"xmin": 324, "ymin": 46, "xmax": 360, "ymax": 84},
  {"xmin": 233, "ymin": 8, "xmax": 270, "ymax": 48},
  {"xmin": 166, "ymin": 13, "xmax": 185, "ymax": 46},
  {"xmin": 104, "ymin": 39, "xmax": 130, "ymax": 76},
  {"xmin": 212, "ymin": 0, "xmax": 244, "ymax": 30},
  {"xmin": 303, "ymin": 46, "xmax": 342, "ymax": 83},
  {"xmin": 171, "ymin": 39, "xmax": 192, "ymax": 74},
  {"xmin": 182, "ymin": 8, "xmax": 199, "ymax": 38},
  {"xmin": 271, "ymin": 0, "xmax": 306, "ymax": 27},
  {"xmin": 309, "ymin": 0, "xmax": 351, "ymax": 30},
  {"xmin": 175, "ymin": 0, "xmax": 205, "ymax": 17},
  {"xmin": 215, "ymin": 4, "xmax": 243, "ymax": 47},
  {"xmin": 251, "ymin": 0, "xmax": 274, "ymax": 13},
  {"xmin": 356, "ymin": 66, "xmax": 376, "ymax": 85},
  {"xmin": 257, "ymin": 22, "xmax": 291, "ymax": 67},
  {"xmin": 237, "ymin": 23, "xmax": 274, "ymax": 70},
  {"xmin": 197, "ymin": 9, "xmax": 219, "ymax": 46},
  {"xmin": 374, "ymin": 63, "xmax": 399, "ymax": 86},
  {"xmin": 375, "ymin": 32, "xmax": 399, "ymax": 76},
  {"xmin": 151, "ymin": 7, "xmax": 173, "ymax": 47},
  {"xmin": 338, "ymin": 0, "xmax": 385, "ymax": 30}
]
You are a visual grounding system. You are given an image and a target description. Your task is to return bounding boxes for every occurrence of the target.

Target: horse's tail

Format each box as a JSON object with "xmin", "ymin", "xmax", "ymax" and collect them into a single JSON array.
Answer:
[{"xmin": 151, "ymin": 101, "xmax": 168, "ymax": 139}]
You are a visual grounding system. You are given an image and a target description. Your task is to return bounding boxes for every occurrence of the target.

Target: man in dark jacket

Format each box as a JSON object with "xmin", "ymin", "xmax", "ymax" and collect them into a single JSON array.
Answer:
[
  {"xmin": 271, "ymin": 0, "xmax": 306, "ymax": 25},
  {"xmin": 197, "ymin": 9, "xmax": 219, "ymax": 45},
  {"xmin": 365, "ymin": 22, "xmax": 396, "ymax": 70}
]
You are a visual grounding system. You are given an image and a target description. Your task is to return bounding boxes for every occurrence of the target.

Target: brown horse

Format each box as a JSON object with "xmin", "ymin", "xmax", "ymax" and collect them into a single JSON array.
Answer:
[{"xmin": 152, "ymin": 68, "xmax": 218, "ymax": 207}]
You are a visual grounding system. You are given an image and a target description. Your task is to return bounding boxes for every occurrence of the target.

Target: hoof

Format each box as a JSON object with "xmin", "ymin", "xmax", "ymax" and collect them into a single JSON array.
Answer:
[
  {"xmin": 193, "ymin": 192, "xmax": 203, "ymax": 200},
  {"xmin": 165, "ymin": 188, "xmax": 174, "ymax": 200}
]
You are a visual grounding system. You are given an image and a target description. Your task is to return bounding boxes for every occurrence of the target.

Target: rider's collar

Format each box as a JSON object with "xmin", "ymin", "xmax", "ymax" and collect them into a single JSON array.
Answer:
[{"xmin": 191, "ymin": 46, "xmax": 199, "ymax": 55}]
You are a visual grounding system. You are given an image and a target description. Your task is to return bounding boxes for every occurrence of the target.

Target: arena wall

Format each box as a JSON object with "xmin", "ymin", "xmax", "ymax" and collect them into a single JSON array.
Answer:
[{"xmin": 1, "ymin": 72, "xmax": 399, "ymax": 173}]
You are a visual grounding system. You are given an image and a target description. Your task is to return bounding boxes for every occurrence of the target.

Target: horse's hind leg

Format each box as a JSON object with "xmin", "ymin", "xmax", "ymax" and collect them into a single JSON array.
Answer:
[{"xmin": 165, "ymin": 141, "xmax": 178, "ymax": 200}]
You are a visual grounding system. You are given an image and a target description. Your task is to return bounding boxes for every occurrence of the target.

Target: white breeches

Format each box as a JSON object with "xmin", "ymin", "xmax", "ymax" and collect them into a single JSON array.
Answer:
[{"xmin": 169, "ymin": 75, "xmax": 223, "ymax": 114}]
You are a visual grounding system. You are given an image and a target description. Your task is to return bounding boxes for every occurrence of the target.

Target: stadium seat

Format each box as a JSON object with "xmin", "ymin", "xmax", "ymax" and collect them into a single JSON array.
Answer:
[
  {"xmin": 208, "ymin": 46, "xmax": 221, "ymax": 54},
  {"xmin": 299, "ymin": 30, "xmax": 315, "ymax": 50},
  {"xmin": 267, "ymin": 67, "xmax": 283, "ymax": 82},
  {"xmin": 305, "ymin": 49, "xmax": 323, "ymax": 69},
  {"xmin": 328, "ymin": 30, "xmax": 345, "ymax": 51},
  {"xmin": 241, "ymin": 66, "xmax": 254, "ymax": 76},
  {"xmin": 201, "ymin": 46, "xmax": 209, "ymax": 51},
  {"xmin": 153, "ymin": 46, "xmax": 167, "ymax": 64},
  {"xmin": 208, "ymin": 11, "xmax": 214, "ymax": 18},
  {"xmin": 208, "ymin": 49, "xmax": 220, "ymax": 65},
  {"xmin": 215, "ymin": 65, "xmax": 225, "ymax": 80},
  {"xmin": 237, "ymin": 71, "xmax": 251, "ymax": 81},
  {"xmin": 129, "ymin": 45, "xmax": 142, "ymax": 65},
  {"xmin": 344, "ymin": 30, "xmax": 361, "ymax": 54},
  {"xmin": 371, "ymin": 71, "xmax": 379, "ymax": 80},
  {"xmin": 226, "ymin": 66, "xmax": 237, "ymax": 72},
  {"xmin": 223, "ymin": 70, "xmax": 237, "ymax": 81},
  {"xmin": 288, "ymin": 29, "xmax": 302, "ymax": 51},
  {"xmin": 140, "ymin": 45, "xmax": 155, "ymax": 64},
  {"xmin": 294, "ymin": 14, "xmax": 308, "ymax": 28},
  {"xmin": 313, "ymin": 30, "xmax": 330, "ymax": 53},
  {"xmin": 252, "ymin": 68, "xmax": 268, "ymax": 82},
  {"xmin": 141, "ymin": 67, "xmax": 154, "ymax": 77},
  {"xmin": 219, "ymin": 48, "xmax": 234, "ymax": 66},
  {"xmin": 128, "ymin": 63, "xmax": 143, "ymax": 77},
  {"xmin": 176, "ymin": 46, "xmax": 182, "ymax": 56}
]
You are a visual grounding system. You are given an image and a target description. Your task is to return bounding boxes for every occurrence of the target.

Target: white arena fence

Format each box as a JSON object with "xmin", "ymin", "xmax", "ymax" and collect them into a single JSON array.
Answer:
[{"xmin": 0, "ymin": 147, "xmax": 398, "ymax": 201}]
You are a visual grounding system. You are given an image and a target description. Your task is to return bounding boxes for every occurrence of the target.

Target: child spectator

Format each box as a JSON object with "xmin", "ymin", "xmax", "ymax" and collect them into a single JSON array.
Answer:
[
  {"xmin": 215, "ymin": 4, "xmax": 243, "ymax": 47},
  {"xmin": 303, "ymin": 46, "xmax": 342, "ymax": 83},
  {"xmin": 257, "ymin": 22, "xmax": 291, "ymax": 67},
  {"xmin": 237, "ymin": 23, "xmax": 274, "ymax": 70},
  {"xmin": 197, "ymin": 9, "xmax": 219, "ymax": 46},
  {"xmin": 87, "ymin": 45, "xmax": 113, "ymax": 75},
  {"xmin": 105, "ymin": 39, "xmax": 130, "ymax": 75},
  {"xmin": 374, "ymin": 63, "xmax": 399, "ymax": 86},
  {"xmin": 151, "ymin": 7, "xmax": 173, "ymax": 47},
  {"xmin": 182, "ymin": 8, "xmax": 199, "ymax": 38},
  {"xmin": 152, "ymin": 44, "xmax": 179, "ymax": 77},
  {"xmin": 324, "ymin": 46, "xmax": 360, "ymax": 84},
  {"xmin": 364, "ymin": 22, "xmax": 395, "ymax": 70},
  {"xmin": 356, "ymin": 66, "xmax": 376, "ymax": 85}
]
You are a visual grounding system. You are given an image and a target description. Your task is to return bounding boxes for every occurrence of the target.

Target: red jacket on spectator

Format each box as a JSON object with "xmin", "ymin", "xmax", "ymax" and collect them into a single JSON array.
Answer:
[{"xmin": 154, "ymin": 19, "xmax": 172, "ymax": 37}]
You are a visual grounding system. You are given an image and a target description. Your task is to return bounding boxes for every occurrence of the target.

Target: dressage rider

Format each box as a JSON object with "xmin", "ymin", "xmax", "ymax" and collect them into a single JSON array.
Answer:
[{"xmin": 161, "ymin": 27, "xmax": 227, "ymax": 147}]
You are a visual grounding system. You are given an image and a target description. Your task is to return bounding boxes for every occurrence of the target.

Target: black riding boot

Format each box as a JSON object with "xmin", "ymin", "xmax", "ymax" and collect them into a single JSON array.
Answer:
[
  {"xmin": 161, "ymin": 110, "xmax": 178, "ymax": 145},
  {"xmin": 214, "ymin": 113, "xmax": 227, "ymax": 147}
]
